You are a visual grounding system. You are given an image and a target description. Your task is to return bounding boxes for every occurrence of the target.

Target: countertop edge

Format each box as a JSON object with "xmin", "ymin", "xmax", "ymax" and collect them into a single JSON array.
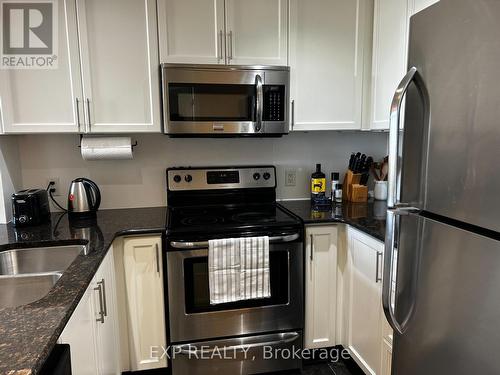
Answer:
[{"xmin": 29, "ymin": 227, "xmax": 165, "ymax": 375}]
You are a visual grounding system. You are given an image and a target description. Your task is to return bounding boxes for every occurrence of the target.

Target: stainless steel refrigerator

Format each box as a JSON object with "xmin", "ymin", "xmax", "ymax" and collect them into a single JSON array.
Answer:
[{"xmin": 383, "ymin": 1, "xmax": 500, "ymax": 374}]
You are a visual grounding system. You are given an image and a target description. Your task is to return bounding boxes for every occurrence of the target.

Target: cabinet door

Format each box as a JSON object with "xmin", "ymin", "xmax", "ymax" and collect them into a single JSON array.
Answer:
[
  {"xmin": 123, "ymin": 236, "xmax": 167, "ymax": 371},
  {"xmin": 304, "ymin": 226, "xmax": 338, "ymax": 349},
  {"xmin": 158, "ymin": 0, "xmax": 225, "ymax": 64},
  {"xmin": 92, "ymin": 247, "xmax": 120, "ymax": 375},
  {"xmin": 60, "ymin": 287, "xmax": 99, "ymax": 375},
  {"xmin": 224, "ymin": 0, "xmax": 288, "ymax": 66},
  {"xmin": 368, "ymin": 0, "xmax": 411, "ymax": 130},
  {"xmin": 289, "ymin": 0, "xmax": 371, "ymax": 131},
  {"xmin": 381, "ymin": 338, "xmax": 392, "ymax": 375},
  {"xmin": 0, "ymin": 0, "xmax": 83, "ymax": 133},
  {"xmin": 347, "ymin": 227, "xmax": 384, "ymax": 375},
  {"xmin": 77, "ymin": 0, "xmax": 161, "ymax": 133}
]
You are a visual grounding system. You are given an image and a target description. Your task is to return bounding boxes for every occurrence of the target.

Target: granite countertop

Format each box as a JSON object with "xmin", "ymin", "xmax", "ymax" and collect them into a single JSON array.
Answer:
[
  {"xmin": 0, "ymin": 202, "xmax": 384, "ymax": 374},
  {"xmin": 0, "ymin": 207, "xmax": 166, "ymax": 375},
  {"xmin": 279, "ymin": 199, "xmax": 387, "ymax": 241}
]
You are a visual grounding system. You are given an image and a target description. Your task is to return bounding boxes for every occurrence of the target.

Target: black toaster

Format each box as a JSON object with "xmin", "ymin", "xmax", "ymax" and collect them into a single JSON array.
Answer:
[{"xmin": 12, "ymin": 189, "xmax": 51, "ymax": 227}]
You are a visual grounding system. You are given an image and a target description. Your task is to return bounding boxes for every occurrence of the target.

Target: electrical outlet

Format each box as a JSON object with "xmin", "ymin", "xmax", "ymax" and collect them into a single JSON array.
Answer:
[
  {"xmin": 285, "ymin": 169, "xmax": 297, "ymax": 187},
  {"xmin": 46, "ymin": 177, "xmax": 61, "ymax": 196}
]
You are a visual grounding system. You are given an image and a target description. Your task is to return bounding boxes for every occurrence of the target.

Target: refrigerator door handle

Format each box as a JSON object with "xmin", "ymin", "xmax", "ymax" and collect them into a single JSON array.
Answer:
[
  {"xmin": 383, "ymin": 207, "xmax": 420, "ymax": 335},
  {"xmin": 383, "ymin": 209, "xmax": 404, "ymax": 334},
  {"xmin": 388, "ymin": 67, "xmax": 430, "ymax": 208}
]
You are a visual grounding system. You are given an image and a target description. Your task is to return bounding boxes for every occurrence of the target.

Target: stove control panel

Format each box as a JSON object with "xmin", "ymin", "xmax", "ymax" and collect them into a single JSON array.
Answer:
[{"xmin": 167, "ymin": 167, "xmax": 276, "ymax": 191}]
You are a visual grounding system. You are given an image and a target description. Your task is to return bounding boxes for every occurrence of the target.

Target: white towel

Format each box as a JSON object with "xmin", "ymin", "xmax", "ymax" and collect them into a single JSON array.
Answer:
[{"xmin": 208, "ymin": 236, "xmax": 270, "ymax": 305}]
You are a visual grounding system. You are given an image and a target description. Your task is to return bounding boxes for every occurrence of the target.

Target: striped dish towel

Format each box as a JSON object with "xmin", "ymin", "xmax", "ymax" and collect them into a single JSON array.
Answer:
[{"xmin": 208, "ymin": 236, "xmax": 270, "ymax": 305}]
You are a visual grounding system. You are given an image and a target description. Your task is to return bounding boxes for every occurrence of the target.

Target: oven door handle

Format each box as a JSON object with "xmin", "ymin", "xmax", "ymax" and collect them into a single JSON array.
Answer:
[
  {"xmin": 170, "ymin": 233, "xmax": 300, "ymax": 249},
  {"xmin": 176, "ymin": 332, "xmax": 300, "ymax": 355}
]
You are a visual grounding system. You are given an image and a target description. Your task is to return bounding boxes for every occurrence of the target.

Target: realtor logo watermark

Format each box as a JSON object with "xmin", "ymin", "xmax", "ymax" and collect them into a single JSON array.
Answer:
[
  {"xmin": 1, "ymin": 0, "xmax": 58, "ymax": 69},
  {"xmin": 151, "ymin": 345, "xmax": 352, "ymax": 362}
]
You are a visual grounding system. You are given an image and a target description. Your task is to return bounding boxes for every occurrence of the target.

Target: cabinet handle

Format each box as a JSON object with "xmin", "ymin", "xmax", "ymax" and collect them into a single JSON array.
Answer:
[
  {"xmin": 228, "ymin": 31, "xmax": 233, "ymax": 61},
  {"xmin": 310, "ymin": 234, "xmax": 314, "ymax": 262},
  {"xmin": 99, "ymin": 278, "xmax": 107, "ymax": 317},
  {"xmin": 291, "ymin": 100, "xmax": 295, "ymax": 131},
  {"xmin": 94, "ymin": 282, "xmax": 105, "ymax": 323},
  {"xmin": 76, "ymin": 98, "xmax": 81, "ymax": 132},
  {"xmin": 218, "ymin": 30, "xmax": 223, "ymax": 62},
  {"xmin": 376, "ymin": 252, "xmax": 382, "ymax": 283},
  {"xmin": 155, "ymin": 243, "xmax": 160, "ymax": 274},
  {"xmin": 86, "ymin": 98, "xmax": 92, "ymax": 132}
]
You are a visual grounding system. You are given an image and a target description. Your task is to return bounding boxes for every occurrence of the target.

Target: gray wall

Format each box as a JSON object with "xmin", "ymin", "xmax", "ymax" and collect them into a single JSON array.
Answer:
[{"xmin": 17, "ymin": 132, "xmax": 388, "ymax": 210}]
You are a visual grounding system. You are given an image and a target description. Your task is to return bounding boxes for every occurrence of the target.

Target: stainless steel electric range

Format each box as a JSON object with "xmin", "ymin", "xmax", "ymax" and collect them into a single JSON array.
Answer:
[{"xmin": 164, "ymin": 166, "xmax": 304, "ymax": 375}]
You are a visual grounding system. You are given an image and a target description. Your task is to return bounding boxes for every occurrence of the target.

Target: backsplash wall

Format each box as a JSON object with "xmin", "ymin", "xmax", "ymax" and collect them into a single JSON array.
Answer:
[{"xmin": 18, "ymin": 132, "xmax": 388, "ymax": 210}]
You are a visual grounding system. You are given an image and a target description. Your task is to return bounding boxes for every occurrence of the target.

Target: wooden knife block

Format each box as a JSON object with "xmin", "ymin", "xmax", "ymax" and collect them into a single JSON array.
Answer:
[{"xmin": 343, "ymin": 170, "xmax": 368, "ymax": 202}]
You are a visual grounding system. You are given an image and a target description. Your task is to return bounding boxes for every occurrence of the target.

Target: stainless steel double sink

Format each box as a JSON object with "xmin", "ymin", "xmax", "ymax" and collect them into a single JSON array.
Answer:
[{"xmin": 0, "ymin": 245, "xmax": 86, "ymax": 308}]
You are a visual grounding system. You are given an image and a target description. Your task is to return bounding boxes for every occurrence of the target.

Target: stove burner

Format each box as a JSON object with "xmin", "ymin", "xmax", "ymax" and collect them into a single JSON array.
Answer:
[
  {"xmin": 232, "ymin": 212, "xmax": 276, "ymax": 223},
  {"xmin": 181, "ymin": 215, "xmax": 223, "ymax": 226}
]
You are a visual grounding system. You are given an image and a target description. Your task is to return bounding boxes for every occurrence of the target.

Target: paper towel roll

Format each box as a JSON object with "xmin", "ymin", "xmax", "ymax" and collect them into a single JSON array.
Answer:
[{"xmin": 81, "ymin": 136, "xmax": 134, "ymax": 160}]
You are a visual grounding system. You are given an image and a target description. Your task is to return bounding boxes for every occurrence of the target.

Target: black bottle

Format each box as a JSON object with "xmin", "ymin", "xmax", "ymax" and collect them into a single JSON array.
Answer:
[{"xmin": 311, "ymin": 164, "xmax": 326, "ymax": 203}]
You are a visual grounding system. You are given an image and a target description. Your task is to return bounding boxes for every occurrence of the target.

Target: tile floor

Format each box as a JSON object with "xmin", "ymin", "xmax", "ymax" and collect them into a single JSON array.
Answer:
[
  {"xmin": 301, "ymin": 361, "xmax": 356, "ymax": 375},
  {"xmin": 267, "ymin": 359, "xmax": 364, "ymax": 375}
]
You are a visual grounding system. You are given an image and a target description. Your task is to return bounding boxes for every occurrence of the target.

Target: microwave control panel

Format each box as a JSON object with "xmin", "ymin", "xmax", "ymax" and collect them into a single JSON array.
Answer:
[{"xmin": 263, "ymin": 85, "xmax": 285, "ymax": 122}]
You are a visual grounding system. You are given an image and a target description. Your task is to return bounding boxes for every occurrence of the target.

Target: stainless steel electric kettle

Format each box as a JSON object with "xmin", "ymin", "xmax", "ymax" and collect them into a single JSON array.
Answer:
[{"xmin": 67, "ymin": 178, "xmax": 101, "ymax": 218}]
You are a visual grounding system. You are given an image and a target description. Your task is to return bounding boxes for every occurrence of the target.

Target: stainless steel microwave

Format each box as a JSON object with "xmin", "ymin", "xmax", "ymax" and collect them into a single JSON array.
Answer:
[{"xmin": 161, "ymin": 64, "xmax": 290, "ymax": 137}]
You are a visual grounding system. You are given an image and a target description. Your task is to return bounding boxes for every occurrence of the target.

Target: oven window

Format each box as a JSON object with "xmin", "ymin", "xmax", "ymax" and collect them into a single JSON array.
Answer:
[
  {"xmin": 168, "ymin": 83, "xmax": 256, "ymax": 122},
  {"xmin": 184, "ymin": 251, "xmax": 289, "ymax": 314}
]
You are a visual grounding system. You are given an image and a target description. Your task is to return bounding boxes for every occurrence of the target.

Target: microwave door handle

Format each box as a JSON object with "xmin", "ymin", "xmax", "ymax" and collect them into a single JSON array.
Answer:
[{"xmin": 255, "ymin": 74, "xmax": 263, "ymax": 133}]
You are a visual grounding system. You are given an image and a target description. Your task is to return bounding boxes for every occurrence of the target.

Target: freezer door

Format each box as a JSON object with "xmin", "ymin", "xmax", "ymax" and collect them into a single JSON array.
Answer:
[
  {"xmin": 401, "ymin": 0, "xmax": 500, "ymax": 232},
  {"xmin": 387, "ymin": 212, "xmax": 500, "ymax": 375}
]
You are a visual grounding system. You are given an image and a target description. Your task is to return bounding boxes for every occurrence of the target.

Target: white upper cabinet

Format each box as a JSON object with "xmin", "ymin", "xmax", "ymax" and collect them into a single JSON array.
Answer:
[
  {"xmin": 289, "ymin": 0, "xmax": 372, "ymax": 131},
  {"xmin": 77, "ymin": 0, "xmax": 161, "ymax": 133},
  {"xmin": 0, "ymin": 0, "xmax": 83, "ymax": 133},
  {"xmin": 367, "ymin": 0, "xmax": 411, "ymax": 130},
  {"xmin": 224, "ymin": 0, "xmax": 288, "ymax": 66},
  {"xmin": 158, "ymin": 0, "xmax": 287, "ymax": 66},
  {"xmin": 158, "ymin": 0, "xmax": 226, "ymax": 64}
]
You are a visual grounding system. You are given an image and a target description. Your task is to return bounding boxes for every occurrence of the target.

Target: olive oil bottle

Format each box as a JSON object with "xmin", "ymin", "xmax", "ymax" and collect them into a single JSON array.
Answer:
[{"xmin": 311, "ymin": 164, "xmax": 326, "ymax": 203}]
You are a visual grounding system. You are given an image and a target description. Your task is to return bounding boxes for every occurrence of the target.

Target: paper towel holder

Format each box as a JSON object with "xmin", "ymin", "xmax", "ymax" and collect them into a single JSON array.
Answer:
[{"xmin": 78, "ymin": 135, "xmax": 138, "ymax": 149}]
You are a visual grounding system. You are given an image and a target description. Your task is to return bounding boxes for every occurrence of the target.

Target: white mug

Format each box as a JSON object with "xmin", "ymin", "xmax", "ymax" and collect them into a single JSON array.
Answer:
[{"xmin": 374, "ymin": 181, "xmax": 388, "ymax": 201}]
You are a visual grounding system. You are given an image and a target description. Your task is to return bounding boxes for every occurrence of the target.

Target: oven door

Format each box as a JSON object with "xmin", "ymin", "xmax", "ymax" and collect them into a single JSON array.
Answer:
[
  {"xmin": 162, "ymin": 65, "xmax": 289, "ymax": 136},
  {"xmin": 166, "ymin": 236, "xmax": 303, "ymax": 343}
]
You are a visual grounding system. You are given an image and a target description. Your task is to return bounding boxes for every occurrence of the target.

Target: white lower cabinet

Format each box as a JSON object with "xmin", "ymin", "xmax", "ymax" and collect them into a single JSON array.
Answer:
[
  {"xmin": 304, "ymin": 225, "xmax": 338, "ymax": 349},
  {"xmin": 381, "ymin": 337, "xmax": 393, "ymax": 375},
  {"xmin": 345, "ymin": 226, "xmax": 390, "ymax": 375},
  {"xmin": 60, "ymin": 246, "xmax": 120, "ymax": 375},
  {"xmin": 122, "ymin": 236, "xmax": 167, "ymax": 371}
]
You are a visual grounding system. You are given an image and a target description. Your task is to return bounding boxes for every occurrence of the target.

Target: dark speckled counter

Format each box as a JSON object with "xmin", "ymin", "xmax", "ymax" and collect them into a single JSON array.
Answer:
[
  {"xmin": 0, "ymin": 203, "xmax": 384, "ymax": 374},
  {"xmin": 0, "ymin": 207, "xmax": 166, "ymax": 375},
  {"xmin": 279, "ymin": 199, "xmax": 387, "ymax": 242}
]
